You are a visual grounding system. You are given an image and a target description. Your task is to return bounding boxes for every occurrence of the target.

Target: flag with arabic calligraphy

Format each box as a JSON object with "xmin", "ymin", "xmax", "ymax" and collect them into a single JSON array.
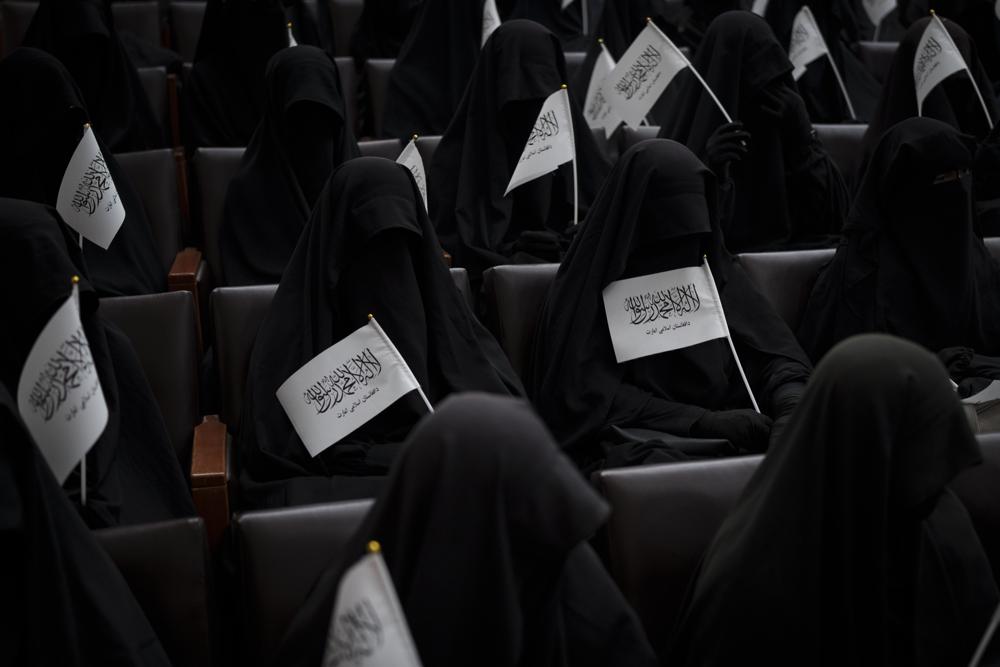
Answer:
[{"xmin": 504, "ymin": 87, "xmax": 575, "ymax": 196}]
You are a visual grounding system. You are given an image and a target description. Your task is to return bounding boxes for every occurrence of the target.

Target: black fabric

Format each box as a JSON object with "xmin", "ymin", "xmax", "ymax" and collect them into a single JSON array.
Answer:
[
  {"xmin": 975, "ymin": 122, "xmax": 1000, "ymax": 236},
  {"xmin": 762, "ymin": 0, "xmax": 882, "ymax": 122},
  {"xmin": 898, "ymin": 0, "xmax": 1000, "ymax": 87},
  {"xmin": 220, "ymin": 46, "xmax": 360, "ymax": 286},
  {"xmin": 0, "ymin": 383, "xmax": 172, "ymax": 666},
  {"xmin": 272, "ymin": 393, "xmax": 659, "ymax": 667},
  {"xmin": 509, "ymin": 0, "xmax": 593, "ymax": 48},
  {"xmin": 939, "ymin": 347, "xmax": 1000, "ymax": 397},
  {"xmin": 862, "ymin": 16, "xmax": 1000, "ymax": 164},
  {"xmin": 669, "ymin": 334, "xmax": 999, "ymax": 666},
  {"xmin": 529, "ymin": 139, "xmax": 811, "ymax": 471},
  {"xmin": 21, "ymin": 0, "xmax": 165, "ymax": 152},
  {"xmin": 350, "ymin": 0, "xmax": 422, "ymax": 65},
  {"xmin": 429, "ymin": 20, "xmax": 610, "ymax": 280},
  {"xmin": 237, "ymin": 157, "xmax": 523, "ymax": 510},
  {"xmin": 0, "ymin": 198, "xmax": 195, "ymax": 529},
  {"xmin": 0, "ymin": 48, "xmax": 167, "ymax": 297},
  {"xmin": 799, "ymin": 117, "xmax": 1000, "ymax": 362},
  {"xmin": 658, "ymin": 11, "xmax": 849, "ymax": 251}
]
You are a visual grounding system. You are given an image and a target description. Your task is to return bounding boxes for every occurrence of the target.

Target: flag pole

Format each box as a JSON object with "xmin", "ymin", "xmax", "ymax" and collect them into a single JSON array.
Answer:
[
  {"xmin": 562, "ymin": 84, "xmax": 579, "ymax": 227},
  {"xmin": 368, "ymin": 314, "xmax": 434, "ymax": 414},
  {"xmin": 873, "ymin": 19, "xmax": 881, "ymax": 42},
  {"xmin": 72, "ymin": 274, "xmax": 87, "ymax": 506},
  {"xmin": 648, "ymin": 19, "xmax": 732, "ymax": 123},
  {"xmin": 702, "ymin": 258, "xmax": 760, "ymax": 413},
  {"xmin": 80, "ymin": 123, "xmax": 91, "ymax": 250},
  {"xmin": 931, "ymin": 11, "xmax": 994, "ymax": 130}
]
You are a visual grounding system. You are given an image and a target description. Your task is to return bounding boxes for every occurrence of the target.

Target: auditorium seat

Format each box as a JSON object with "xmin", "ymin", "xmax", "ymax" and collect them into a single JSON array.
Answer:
[
  {"xmin": 0, "ymin": 1, "xmax": 36, "ymax": 56},
  {"xmin": 95, "ymin": 517, "xmax": 216, "ymax": 667},
  {"xmin": 591, "ymin": 126, "xmax": 618, "ymax": 163},
  {"xmin": 415, "ymin": 134, "xmax": 442, "ymax": 166},
  {"xmin": 365, "ymin": 57, "xmax": 395, "ymax": 138},
  {"xmin": 233, "ymin": 499, "xmax": 372, "ymax": 666},
  {"xmin": 136, "ymin": 67, "xmax": 170, "ymax": 145},
  {"xmin": 334, "ymin": 56, "xmax": 358, "ymax": 134},
  {"xmin": 737, "ymin": 249, "xmax": 835, "ymax": 331},
  {"xmin": 329, "ymin": 0, "xmax": 363, "ymax": 58},
  {"xmin": 565, "ymin": 50, "xmax": 586, "ymax": 82},
  {"xmin": 953, "ymin": 433, "xmax": 1000, "ymax": 580},
  {"xmin": 111, "ymin": 1, "xmax": 161, "ymax": 48},
  {"xmin": 858, "ymin": 40, "xmax": 898, "ymax": 84},
  {"xmin": 170, "ymin": 0, "xmax": 205, "ymax": 62},
  {"xmin": 814, "ymin": 123, "xmax": 867, "ymax": 186},
  {"xmin": 618, "ymin": 124, "xmax": 661, "ymax": 153},
  {"xmin": 192, "ymin": 146, "xmax": 244, "ymax": 284},
  {"xmin": 986, "ymin": 237, "xmax": 1000, "ymax": 258},
  {"xmin": 358, "ymin": 137, "xmax": 402, "ymax": 159},
  {"xmin": 481, "ymin": 263, "xmax": 559, "ymax": 379}
]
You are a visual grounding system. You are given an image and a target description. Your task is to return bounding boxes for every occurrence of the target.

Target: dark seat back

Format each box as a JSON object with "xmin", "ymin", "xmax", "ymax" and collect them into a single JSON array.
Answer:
[
  {"xmin": 814, "ymin": 123, "xmax": 867, "ymax": 186},
  {"xmin": 0, "ymin": 1, "xmax": 36, "ymax": 55},
  {"xmin": 985, "ymin": 237, "xmax": 1000, "ymax": 258},
  {"xmin": 169, "ymin": 0, "xmax": 205, "ymax": 62},
  {"xmin": 111, "ymin": 1, "xmax": 161, "ymax": 46},
  {"xmin": 95, "ymin": 518, "xmax": 215, "ymax": 667},
  {"xmin": 591, "ymin": 126, "xmax": 618, "ymax": 163},
  {"xmin": 115, "ymin": 147, "xmax": 183, "ymax": 271},
  {"xmin": 135, "ymin": 66, "xmax": 169, "ymax": 136},
  {"xmin": 565, "ymin": 50, "xmax": 585, "ymax": 82},
  {"xmin": 234, "ymin": 499, "xmax": 373, "ymax": 666},
  {"xmin": 737, "ymin": 249, "xmax": 835, "ymax": 331},
  {"xmin": 953, "ymin": 434, "xmax": 1000, "ymax": 581},
  {"xmin": 192, "ymin": 146, "xmax": 245, "ymax": 283},
  {"xmin": 481, "ymin": 263, "xmax": 559, "ymax": 379},
  {"xmin": 618, "ymin": 125, "xmax": 661, "ymax": 154},
  {"xmin": 329, "ymin": 0, "xmax": 363, "ymax": 58},
  {"xmin": 334, "ymin": 56, "xmax": 358, "ymax": 133},
  {"xmin": 358, "ymin": 138, "xmax": 402, "ymax": 159},
  {"xmin": 415, "ymin": 134, "xmax": 442, "ymax": 166},
  {"xmin": 100, "ymin": 291, "xmax": 200, "ymax": 464},
  {"xmin": 365, "ymin": 58, "xmax": 395, "ymax": 138},
  {"xmin": 858, "ymin": 40, "xmax": 898, "ymax": 83}
]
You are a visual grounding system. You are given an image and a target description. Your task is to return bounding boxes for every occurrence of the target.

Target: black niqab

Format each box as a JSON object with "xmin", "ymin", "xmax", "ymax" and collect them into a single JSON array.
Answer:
[
  {"xmin": 272, "ymin": 393, "xmax": 659, "ymax": 667},
  {"xmin": 0, "ymin": 48, "xmax": 167, "ymax": 297},
  {"xmin": 349, "ymin": 0, "xmax": 423, "ymax": 65},
  {"xmin": 529, "ymin": 139, "xmax": 811, "ymax": 470},
  {"xmin": 799, "ymin": 117, "xmax": 1000, "ymax": 361},
  {"xmin": 0, "ymin": 198, "xmax": 195, "ymax": 528},
  {"xmin": 220, "ymin": 46, "xmax": 360, "ymax": 286},
  {"xmin": 429, "ymin": 20, "xmax": 610, "ymax": 279},
  {"xmin": 237, "ymin": 157, "xmax": 522, "ymax": 510},
  {"xmin": 669, "ymin": 334, "xmax": 999, "ymax": 666}
]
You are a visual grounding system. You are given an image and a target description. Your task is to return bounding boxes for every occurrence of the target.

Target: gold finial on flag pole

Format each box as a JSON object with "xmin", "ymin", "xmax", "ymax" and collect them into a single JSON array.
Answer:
[
  {"xmin": 367, "ymin": 540, "xmax": 381, "ymax": 554},
  {"xmin": 71, "ymin": 275, "xmax": 80, "ymax": 284},
  {"xmin": 368, "ymin": 313, "xmax": 374, "ymax": 321}
]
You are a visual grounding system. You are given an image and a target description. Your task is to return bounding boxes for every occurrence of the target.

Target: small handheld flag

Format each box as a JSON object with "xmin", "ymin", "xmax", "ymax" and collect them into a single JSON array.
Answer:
[
  {"xmin": 789, "ymin": 6, "xmax": 856, "ymax": 119},
  {"xmin": 751, "ymin": 0, "xmax": 770, "ymax": 15},
  {"xmin": 481, "ymin": 0, "xmax": 501, "ymax": 47},
  {"xmin": 583, "ymin": 39, "xmax": 622, "ymax": 136},
  {"xmin": 862, "ymin": 0, "xmax": 896, "ymax": 40},
  {"xmin": 287, "ymin": 21, "xmax": 298, "ymax": 47},
  {"xmin": 396, "ymin": 135, "xmax": 428, "ymax": 212},
  {"xmin": 57, "ymin": 124, "xmax": 125, "ymax": 249}
]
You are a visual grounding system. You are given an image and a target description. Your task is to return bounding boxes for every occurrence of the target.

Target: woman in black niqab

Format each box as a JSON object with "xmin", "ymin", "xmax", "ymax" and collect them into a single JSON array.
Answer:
[
  {"xmin": 219, "ymin": 46, "xmax": 360, "ymax": 286},
  {"xmin": 21, "ymin": 0, "xmax": 165, "ymax": 152},
  {"xmin": 271, "ymin": 393, "xmax": 659, "ymax": 667},
  {"xmin": 430, "ymin": 19, "xmax": 610, "ymax": 281},
  {"xmin": 0, "ymin": 198, "xmax": 195, "ymax": 529},
  {"xmin": 0, "ymin": 48, "xmax": 167, "ymax": 297},
  {"xmin": 659, "ymin": 11, "xmax": 849, "ymax": 251},
  {"xmin": 799, "ymin": 117, "xmax": 1000, "ymax": 362},
  {"xmin": 237, "ymin": 157, "xmax": 522, "ymax": 510},
  {"xmin": 669, "ymin": 334, "xmax": 999, "ymax": 666},
  {"xmin": 529, "ymin": 139, "xmax": 812, "ymax": 472}
]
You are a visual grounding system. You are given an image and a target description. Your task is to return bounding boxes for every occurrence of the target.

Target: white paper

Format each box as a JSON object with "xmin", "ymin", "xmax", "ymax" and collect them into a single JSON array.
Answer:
[
  {"xmin": 913, "ymin": 15, "xmax": 969, "ymax": 114},
  {"xmin": 322, "ymin": 551, "xmax": 422, "ymax": 667},
  {"xmin": 789, "ymin": 6, "xmax": 829, "ymax": 81},
  {"xmin": 751, "ymin": 0, "xmax": 769, "ymax": 16},
  {"xmin": 583, "ymin": 41, "xmax": 620, "ymax": 135},
  {"xmin": 481, "ymin": 0, "xmax": 501, "ymax": 47},
  {"xmin": 396, "ymin": 138, "xmax": 428, "ymax": 212},
  {"xmin": 504, "ymin": 88, "xmax": 575, "ymax": 196},
  {"xmin": 862, "ymin": 0, "xmax": 896, "ymax": 28},
  {"xmin": 602, "ymin": 261, "xmax": 727, "ymax": 364},
  {"xmin": 276, "ymin": 318, "xmax": 424, "ymax": 458},
  {"xmin": 17, "ymin": 283, "xmax": 108, "ymax": 484},
  {"xmin": 601, "ymin": 22, "xmax": 688, "ymax": 128},
  {"xmin": 56, "ymin": 126, "xmax": 125, "ymax": 250}
]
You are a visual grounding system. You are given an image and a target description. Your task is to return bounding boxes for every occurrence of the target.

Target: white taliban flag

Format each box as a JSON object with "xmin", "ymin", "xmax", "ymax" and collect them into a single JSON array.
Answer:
[
  {"xmin": 913, "ymin": 13, "xmax": 993, "ymax": 128},
  {"xmin": 789, "ymin": 6, "xmax": 829, "ymax": 80},
  {"xmin": 504, "ymin": 87, "xmax": 575, "ymax": 196},
  {"xmin": 481, "ymin": 0, "xmax": 501, "ymax": 47},
  {"xmin": 321, "ymin": 543, "xmax": 422, "ymax": 667},
  {"xmin": 287, "ymin": 21, "xmax": 298, "ymax": 47},
  {"xmin": 276, "ymin": 317, "xmax": 431, "ymax": 458},
  {"xmin": 57, "ymin": 125, "xmax": 125, "ymax": 249},
  {"xmin": 862, "ymin": 0, "xmax": 896, "ymax": 30},
  {"xmin": 396, "ymin": 137, "xmax": 428, "ymax": 212},
  {"xmin": 751, "ymin": 0, "xmax": 770, "ymax": 16},
  {"xmin": 17, "ymin": 280, "xmax": 108, "ymax": 484},
  {"xmin": 562, "ymin": 0, "xmax": 573, "ymax": 8},
  {"xmin": 583, "ymin": 39, "xmax": 620, "ymax": 134}
]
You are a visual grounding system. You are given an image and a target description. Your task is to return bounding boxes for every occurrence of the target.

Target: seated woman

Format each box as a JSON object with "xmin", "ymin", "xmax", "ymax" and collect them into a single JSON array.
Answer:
[
  {"xmin": 0, "ymin": 48, "xmax": 166, "ymax": 297},
  {"xmin": 669, "ymin": 334, "xmax": 999, "ymax": 665},
  {"xmin": 429, "ymin": 20, "xmax": 610, "ymax": 282},
  {"xmin": 659, "ymin": 11, "xmax": 849, "ymax": 252},
  {"xmin": 799, "ymin": 117, "xmax": 1000, "ymax": 362},
  {"xmin": 272, "ymin": 393, "xmax": 659, "ymax": 667},
  {"xmin": 237, "ymin": 157, "xmax": 522, "ymax": 510},
  {"xmin": 0, "ymin": 197, "xmax": 195, "ymax": 528},
  {"xmin": 529, "ymin": 139, "xmax": 812, "ymax": 473},
  {"xmin": 220, "ymin": 46, "xmax": 359, "ymax": 286}
]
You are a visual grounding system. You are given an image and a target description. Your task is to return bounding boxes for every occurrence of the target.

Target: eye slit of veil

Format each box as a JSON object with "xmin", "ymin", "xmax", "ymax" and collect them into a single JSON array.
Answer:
[{"xmin": 932, "ymin": 169, "xmax": 970, "ymax": 185}]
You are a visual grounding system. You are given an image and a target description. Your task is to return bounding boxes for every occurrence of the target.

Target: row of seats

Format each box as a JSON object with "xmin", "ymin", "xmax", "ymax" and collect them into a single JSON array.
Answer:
[{"xmin": 93, "ymin": 431, "xmax": 1000, "ymax": 667}]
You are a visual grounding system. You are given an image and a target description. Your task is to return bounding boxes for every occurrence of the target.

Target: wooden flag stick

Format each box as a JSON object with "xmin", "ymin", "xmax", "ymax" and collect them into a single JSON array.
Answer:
[
  {"xmin": 368, "ymin": 314, "xmax": 434, "ymax": 413},
  {"xmin": 702, "ymin": 258, "xmax": 760, "ymax": 413},
  {"xmin": 72, "ymin": 274, "xmax": 87, "ymax": 506},
  {"xmin": 562, "ymin": 84, "xmax": 579, "ymax": 227}
]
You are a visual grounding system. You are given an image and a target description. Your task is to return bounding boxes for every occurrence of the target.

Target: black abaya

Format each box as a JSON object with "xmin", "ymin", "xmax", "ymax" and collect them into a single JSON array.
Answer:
[
  {"xmin": 237, "ymin": 157, "xmax": 522, "ymax": 510},
  {"xmin": 271, "ymin": 393, "xmax": 659, "ymax": 667},
  {"xmin": 529, "ymin": 139, "xmax": 812, "ymax": 471},
  {"xmin": 669, "ymin": 334, "xmax": 999, "ymax": 666},
  {"xmin": 220, "ymin": 46, "xmax": 360, "ymax": 286},
  {"xmin": 0, "ymin": 198, "xmax": 195, "ymax": 528},
  {"xmin": 799, "ymin": 117, "xmax": 1000, "ymax": 362},
  {"xmin": 659, "ymin": 11, "xmax": 849, "ymax": 251},
  {"xmin": 429, "ymin": 20, "xmax": 610, "ymax": 280},
  {"xmin": 0, "ymin": 48, "xmax": 167, "ymax": 297}
]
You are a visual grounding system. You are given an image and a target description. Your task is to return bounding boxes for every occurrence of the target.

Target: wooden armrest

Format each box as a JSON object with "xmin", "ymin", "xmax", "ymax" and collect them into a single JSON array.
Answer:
[
  {"xmin": 191, "ymin": 415, "xmax": 229, "ymax": 551},
  {"xmin": 442, "ymin": 250, "xmax": 453, "ymax": 267},
  {"xmin": 168, "ymin": 247, "xmax": 204, "ymax": 353}
]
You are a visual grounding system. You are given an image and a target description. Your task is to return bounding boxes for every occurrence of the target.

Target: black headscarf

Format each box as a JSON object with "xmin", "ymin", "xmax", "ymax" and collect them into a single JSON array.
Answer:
[
  {"xmin": 237, "ymin": 157, "xmax": 523, "ymax": 510},
  {"xmin": 669, "ymin": 334, "xmax": 999, "ymax": 666},
  {"xmin": 272, "ymin": 393, "xmax": 659, "ymax": 667},
  {"xmin": 862, "ymin": 16, "xmax": 999, "ymax": 162},
  {"xmin": 898, "ymin": 0, "xmax": 1000, "ymax": 86},
  {"xmin": 509, "ymin": 0, "xmax": 594, "ymax": 48},
  {"xmin": 21, "ymin": 0, "xmax": 165, "ymax": 152},
  {"xmin": 350, "ymin": 0, "xmax": 423, "ymax": 65},
  {"xmin": 659, "ymin": 11, "xmax": 849, "ymax": 251},
  {"xmin": 0, "ymin": 48, "xmax": 167, "ymax": 297},
  {"xmin": 0, "ymin": 198, "xmax": 195, "ymax": 529},
  {"xmin": 430, "ymin": 20, "xmax": 610, "ymax": 280},
  {"xmin": 529, "ymin": 139, "xmax": 811, "ymax": 470},
  {"xmin": 762, "ymin": 0, "xmax": 881, "ymax": 122},
  {"xmin": 799, "ymin": 118, "xmax": 1000, "ymax": 361},
  {"xmin": 0, "ymin": 383, "xmax": 172, "ymax": 666},
  {"xmin": 220, "ymin": 46, "xmax": 360, "ymax": 286}
]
